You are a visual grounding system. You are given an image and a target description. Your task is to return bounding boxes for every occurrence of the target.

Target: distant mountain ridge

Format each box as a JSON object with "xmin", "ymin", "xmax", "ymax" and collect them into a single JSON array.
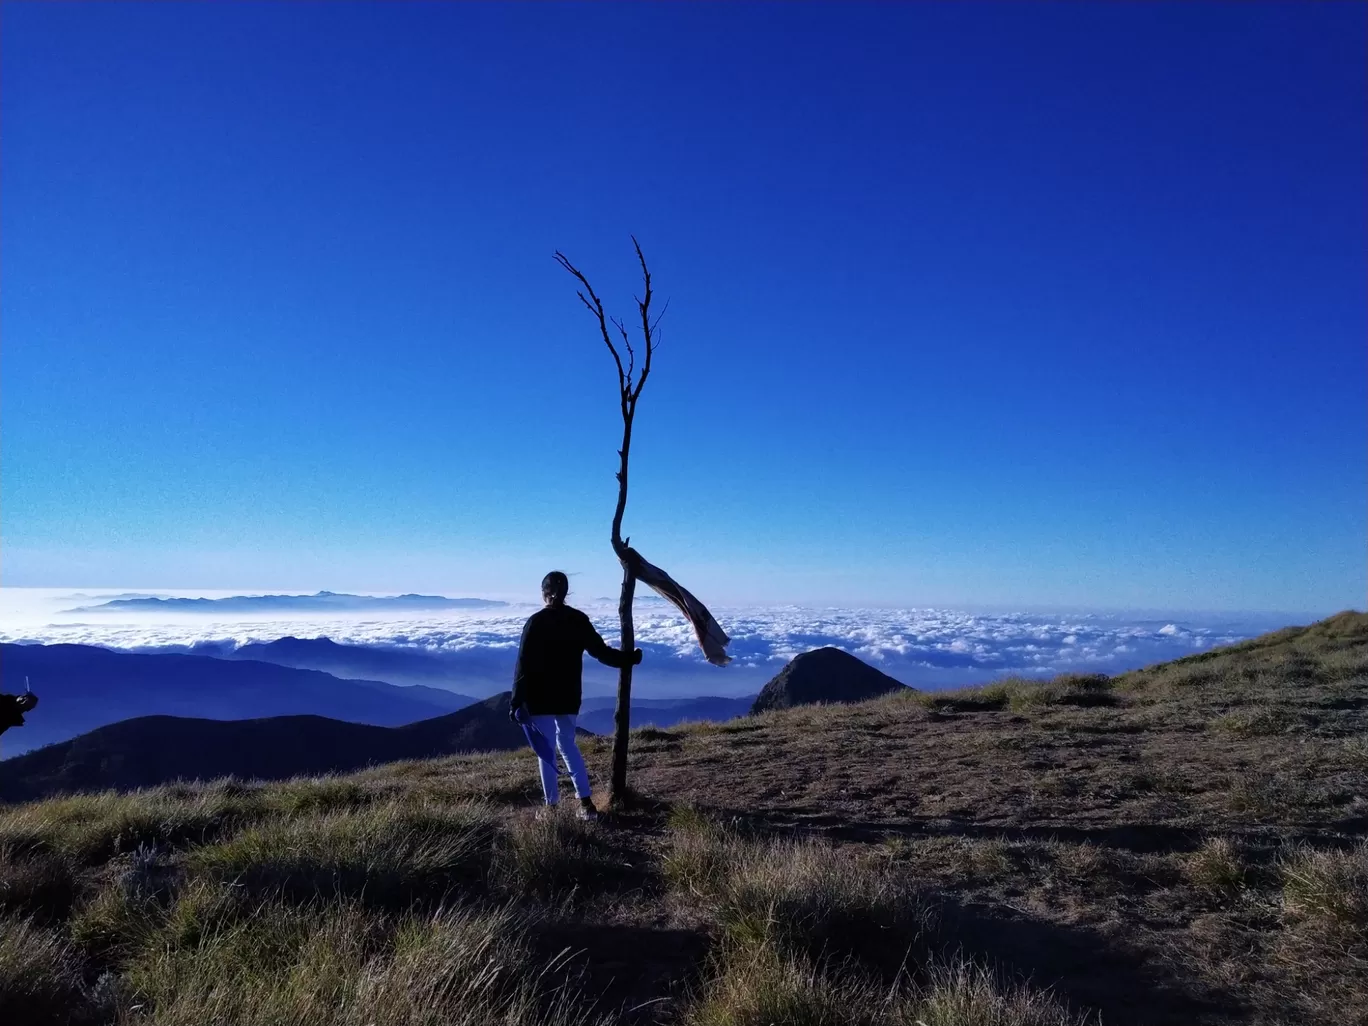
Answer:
[
  {"xmin": 208, "ymin": 636, "xmax": 475, "ymax": 690},
  {"xmin": 750, "ymin": 647, "xmax": 910, "ymax": 713},
  {"xmin": 0, "ymin": 643, "xmax": 475, "ymax": 756},
  {"xmin": 69, "ymin": 591, "xmax": 507, "ymax": 613},
  {"xmin": 0, "ymin": 693, "xmax": 537, "ymax": 802}
]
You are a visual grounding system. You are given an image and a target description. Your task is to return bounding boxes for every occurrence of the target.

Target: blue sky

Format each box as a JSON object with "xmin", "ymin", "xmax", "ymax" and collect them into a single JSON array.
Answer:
[{"xmin": 2, "ymin": 1, "xmax": 1364, "ymax": 613}]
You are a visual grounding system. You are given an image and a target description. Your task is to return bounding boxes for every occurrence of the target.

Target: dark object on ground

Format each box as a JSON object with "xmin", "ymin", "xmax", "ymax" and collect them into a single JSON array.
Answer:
[
  {"xmin": 0, "ymin": 692, "xmax": 39, "ymax": 736},
  {"xmin": 750, "ymin": 647, "xmax": 910, "ymax": 714},
  {"xmin": 0, "ymin": 692, "xmax": 538, "ymax": 802}
]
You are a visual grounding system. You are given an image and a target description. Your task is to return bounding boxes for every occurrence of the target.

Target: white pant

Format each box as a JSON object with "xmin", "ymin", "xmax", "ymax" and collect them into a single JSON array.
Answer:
[{"xmin": 530, "ymin": 714, "xmax": 591, "ymax": 805}]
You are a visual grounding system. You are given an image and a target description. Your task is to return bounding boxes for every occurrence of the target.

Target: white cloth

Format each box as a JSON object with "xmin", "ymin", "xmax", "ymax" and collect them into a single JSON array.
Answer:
[
  {"xmin": 628, "ymin": 548, "xmax": 732, "ymax": 666},
  {"xmin": 529, "ymin": 714, "xmax": 591, "ymax": 804}
]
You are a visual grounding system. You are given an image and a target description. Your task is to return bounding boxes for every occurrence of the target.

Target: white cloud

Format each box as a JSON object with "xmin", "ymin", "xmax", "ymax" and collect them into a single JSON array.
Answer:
[{"xmin": 0, "ymin": 591, "xmax": 1281, "ymax": 693}]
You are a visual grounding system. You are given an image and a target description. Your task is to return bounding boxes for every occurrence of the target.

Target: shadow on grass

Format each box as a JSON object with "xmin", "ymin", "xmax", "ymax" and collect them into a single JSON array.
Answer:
[
  {"xmin": 671, "ymin": 802, "xmax": 1237, "ymax": 1026},
  {"xmin": 937, "ymin": 896, "xmax": 1239, "ymax": 1026},
  {"xmin": 529, "ymin": 922, "xmax": 712, "ymax": 1024}
]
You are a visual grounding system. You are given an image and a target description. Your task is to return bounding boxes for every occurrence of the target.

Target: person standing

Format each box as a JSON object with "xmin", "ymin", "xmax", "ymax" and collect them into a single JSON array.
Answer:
[{"xmin": 510, "ymin": 571, "xmax": 642, "ymax": 820}]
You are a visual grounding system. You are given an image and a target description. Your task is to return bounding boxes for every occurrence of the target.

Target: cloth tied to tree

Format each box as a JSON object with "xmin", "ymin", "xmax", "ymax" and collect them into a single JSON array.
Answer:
[{"xmin": 626, "ymin": 548, "xmax": 732, "ymax": 666}]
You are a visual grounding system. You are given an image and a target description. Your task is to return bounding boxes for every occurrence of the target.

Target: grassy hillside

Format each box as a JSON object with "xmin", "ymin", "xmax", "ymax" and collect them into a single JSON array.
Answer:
[
  {"xmin": 0, "ymin": 694, "xmax": 532, "ymax": 802},
  {"xmin": 2, "ymin": 612, "xmax": 1365, "ymax": 1025}
]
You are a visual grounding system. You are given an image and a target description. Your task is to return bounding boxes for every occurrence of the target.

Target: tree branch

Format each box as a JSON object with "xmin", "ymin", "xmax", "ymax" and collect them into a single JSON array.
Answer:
[
  {"xmin": 631, "ymin": 235, "xmax": 656, "ymax": 402},
  {"xmin": 555, "ymin": 251, "xmax": 628, "ymax": 397},
  {"xmin": 610, "ymin": 316, "xmax": 636, "ymax": 386}
]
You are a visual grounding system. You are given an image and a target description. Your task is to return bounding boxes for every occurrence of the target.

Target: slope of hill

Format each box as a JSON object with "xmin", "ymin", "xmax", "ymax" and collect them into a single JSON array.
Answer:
[
  {"xmin": 0, "ymin": 694, "xmax": 528, "ymax": 802},
  {"xmin": 577, "ymin": 694, "xmax": 757, "ymax": 735},
  {"xmin": 0, "ymin": 644, "xmax": 475, "ymax": 755},
  {"xmin": 1, "ymin": 612, "xmax": 1365, "ymax": 1026},
  {"xmin": 749, "ymin": 645, "xmax": 909, "ymax": 713}
]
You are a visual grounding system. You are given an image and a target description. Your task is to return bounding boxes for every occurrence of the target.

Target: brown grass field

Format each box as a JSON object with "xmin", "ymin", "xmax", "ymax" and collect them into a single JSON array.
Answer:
[{"xmin": 2, "ymin": 611, "xmax": 1365, "ymax": 1025}]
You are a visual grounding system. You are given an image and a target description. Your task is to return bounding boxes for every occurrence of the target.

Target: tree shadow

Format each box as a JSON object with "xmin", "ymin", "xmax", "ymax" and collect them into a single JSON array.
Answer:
[
  {"xmin": 936, "ymin": 895, "xmax": 1238, "ymax": 1026},
  {"xmin": 726, "ymin": 804, "xmax": 1209, "ymax": 854},
  {"xmin": 681, "ymin": 802, "xmax": 1241, "ymax": 1025}
]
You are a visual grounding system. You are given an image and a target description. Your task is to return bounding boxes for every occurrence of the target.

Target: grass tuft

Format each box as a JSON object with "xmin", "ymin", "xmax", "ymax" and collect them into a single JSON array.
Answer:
[
  {"xmin": 1280, "ymin": 842, "xmax": 1368, "ymax": 941},
  {"xmin": 915, "ymin": 959, "xmax": 1090, "ymax": 1026},
  {"xmin": 0, "ymin": 844, "xmax": 80, "ymax": 922},
  {"xmin": 1184, "ymin": 838, "xmax": 1247, "ymax": 901},
  {"xmin": 665, "ymin": 817, "xmax": 931, "ymax": 972},
  {"xmin": 914, "ymin": 674, "xmax": 1116, "ymax": 714},
  {"xmin": 120, "ymin": 897, "xmax": 604, "ymax": 1026},
  {"xmin": 682, "ymin": 945, "xmax": 880, "ymax": 1026},
  {"xmin": 495, "ymin": 810, "xmax": 635, "ymax": 901},
  {"xmin": 0, "ymin": 917, "xmax": 105, "ymax": 1025},
  {"xmin": 683, "ymin": 947, "xmax": 1087, "ymax": 1026},
  {"xmin": 189, "ymin": 800, "xmax": 496, "ymax": 908},
  {"xmin": 1209, "ymin": 705, "xmax": 1294, "ymax": 737}
]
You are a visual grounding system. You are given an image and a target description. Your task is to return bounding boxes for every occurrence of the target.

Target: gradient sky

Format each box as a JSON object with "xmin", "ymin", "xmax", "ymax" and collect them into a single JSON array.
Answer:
[{"xmin": 2, "ymin": 1, "xmax": 1364, "ymax": 613}]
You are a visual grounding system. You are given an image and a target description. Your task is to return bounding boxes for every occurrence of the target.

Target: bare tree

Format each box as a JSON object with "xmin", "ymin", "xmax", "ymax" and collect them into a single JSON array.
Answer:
[
  {"xmin": 554, "ymin": 238, "xmax": 729, "ymax": 805},
  {"xmin": 553, "ymin": 238, "xmax": 661, "ymax": 803}
]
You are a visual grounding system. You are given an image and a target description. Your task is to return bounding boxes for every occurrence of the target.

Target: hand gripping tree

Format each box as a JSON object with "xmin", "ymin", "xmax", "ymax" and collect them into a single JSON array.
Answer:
[{"xmin": 555, "ymin": 239, "xmax": 732, "ymax": 805}]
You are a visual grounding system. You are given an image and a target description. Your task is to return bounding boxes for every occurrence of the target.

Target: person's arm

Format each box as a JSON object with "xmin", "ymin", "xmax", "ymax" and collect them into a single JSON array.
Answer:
[
  {"xmin": 510, "ymin": 619, "xmax": 533, "ymax": 717},
  {"xmin": 581, "ymin": 613, "xmax": 643, "ymax": 668}
]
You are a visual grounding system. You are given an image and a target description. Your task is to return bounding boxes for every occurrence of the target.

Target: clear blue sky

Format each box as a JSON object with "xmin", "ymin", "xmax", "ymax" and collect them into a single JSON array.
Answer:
[{"xmin": 2, "ymin": 1, "xmax": 1364, "ymax": 613}]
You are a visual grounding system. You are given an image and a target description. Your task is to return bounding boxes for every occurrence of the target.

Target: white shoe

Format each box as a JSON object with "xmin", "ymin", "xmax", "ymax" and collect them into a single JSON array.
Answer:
[{"xmin": 577, "ymin": 798, "xmax": 599, "ymax": 822}]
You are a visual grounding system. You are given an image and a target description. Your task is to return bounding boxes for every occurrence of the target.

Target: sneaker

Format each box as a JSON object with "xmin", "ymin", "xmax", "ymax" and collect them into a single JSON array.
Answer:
[
  {"xmin": 577, "ymin": 797, "xmax": 599, "ymax": 822},
  {"xmin": 536, "ymin": 805, "xmax": 558, "ymax": 821}
]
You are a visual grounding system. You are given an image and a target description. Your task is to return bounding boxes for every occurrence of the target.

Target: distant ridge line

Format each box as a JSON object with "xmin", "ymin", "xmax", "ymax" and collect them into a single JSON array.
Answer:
[{"xmin": 70, "ymin": 591, "xmax": 509, "ymax": 613}]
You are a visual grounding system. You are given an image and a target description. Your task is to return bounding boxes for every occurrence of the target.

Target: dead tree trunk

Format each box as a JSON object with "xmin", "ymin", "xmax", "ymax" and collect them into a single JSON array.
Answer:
[{"xmin": 554, "ymin": 238, "xmax": 662, "ymax": 806}]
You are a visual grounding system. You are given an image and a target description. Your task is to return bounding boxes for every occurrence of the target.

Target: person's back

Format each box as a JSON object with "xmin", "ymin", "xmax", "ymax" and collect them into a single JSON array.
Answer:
[
  {"xmin": 512, "ymin": 603, "xmax": 620, "ymax": 716},
  {"xmin": 510, "ymin": 571, "xmax": 642, "ymax": 820}
]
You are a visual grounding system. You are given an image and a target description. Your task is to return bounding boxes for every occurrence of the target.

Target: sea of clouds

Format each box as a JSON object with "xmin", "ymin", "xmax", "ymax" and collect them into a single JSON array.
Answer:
[{"xmin": 0, "ymin": 588, "xmax": 1299, "ymax": 700}]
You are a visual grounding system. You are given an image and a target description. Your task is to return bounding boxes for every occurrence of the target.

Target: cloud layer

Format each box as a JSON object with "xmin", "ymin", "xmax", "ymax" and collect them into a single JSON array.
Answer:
[{"xmin": 0, "ymin": 591, "xmax": 1292, "ymax": 698}]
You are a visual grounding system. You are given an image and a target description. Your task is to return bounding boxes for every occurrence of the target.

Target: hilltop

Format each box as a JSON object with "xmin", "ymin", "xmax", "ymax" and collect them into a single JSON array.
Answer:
[
  {"xmin": 1, "ymin": 612, "xmax": 1365, "ymax": 1025},
  {"xmin": 749, "ymin": 645, "xmax": 909, "ymax": 713}
]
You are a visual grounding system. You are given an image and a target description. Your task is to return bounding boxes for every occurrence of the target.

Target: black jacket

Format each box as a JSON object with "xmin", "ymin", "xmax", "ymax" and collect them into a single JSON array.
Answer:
[{"xmin": 510, "ymin": 605, "xmax": 629, "ymax": 716}]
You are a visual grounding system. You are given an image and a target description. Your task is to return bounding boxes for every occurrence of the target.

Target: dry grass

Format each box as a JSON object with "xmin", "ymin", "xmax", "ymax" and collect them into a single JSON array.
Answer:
[
  {"xmin": 495, "ymin": 809, "xmax": 637, "ymax": 901},
  {"xmin": 0, "ymin": 611, "xmax": 1365, "ymax": 1024},
  {"xmin": 664, "ymin": 815, "xmax": 932, "ymax": 969},
  {"xmin": 1280, "ymin": 842, "xmax": 1368, "ymax": 940},
  {"xmin": 1184, "ymin": 838, "xmax": 1247, "ymax": 902},
  {"xmin": 0, "ymin": 916, "xmax": 108, "ymax": 1025},
  {"xmin": 911, "ymin": 673, "xmax": 1116, "ymax": 715},
  {"xmin": 188, "ymin": 800, "xmax": 495, "ymax": 907},
  {"xmin": 123, "ymin": 900, "xmax": 607, "ymax": 1026},
  {"xmin": 682, "ymin": 945, "xmax": 1088, "ymax": 1026},
  {"xmin": 1208, "ymin": 705, "xmax": 1295, "ymax": 737}
]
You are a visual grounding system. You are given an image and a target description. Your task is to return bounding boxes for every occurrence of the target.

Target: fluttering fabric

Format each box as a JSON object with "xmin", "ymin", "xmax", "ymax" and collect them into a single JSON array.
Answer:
[{"xmin": 627, "ymin": 548, "xmax": 732, "ymax": 666}]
